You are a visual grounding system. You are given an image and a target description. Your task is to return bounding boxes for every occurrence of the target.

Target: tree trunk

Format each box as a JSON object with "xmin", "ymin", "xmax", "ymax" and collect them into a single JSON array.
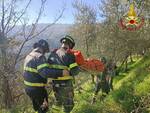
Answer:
[
  {"xmin": 120, "ymin": 56, "xmax": 127, "ymax": 68},
  {"xmin": 85, "ymin": 38, "xmax": 90, "ymax": 57},
  {"xmin": 130, "ymin": 53, "xmax": 133, "ymax": 63},
  {"xmin": 0, "ymin": 43, "xmax": 14, "ymax": 109},
  {"xmin": 91, "ymin": 74, "xmax": 95, "ymax": 84},
  {"xmin": 2, "ymin": 77, "xmax": 14, "ymax": 109},
  {"xmin": 124, "ymin": 59, "xmax": 128, "ymax": 72},
  {"xmin": 1, "ymin": 48, "xmax": 7, "ymax": 65}
]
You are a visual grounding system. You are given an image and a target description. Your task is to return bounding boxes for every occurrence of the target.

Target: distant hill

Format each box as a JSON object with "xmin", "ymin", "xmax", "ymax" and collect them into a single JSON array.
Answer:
[
  {"xmin": 12, "ymin": 23, "xmax": 72, "ymax": 54},
  {"xmin": 71, "ymin": 56, "xmax": 150, "ymax": 113}
]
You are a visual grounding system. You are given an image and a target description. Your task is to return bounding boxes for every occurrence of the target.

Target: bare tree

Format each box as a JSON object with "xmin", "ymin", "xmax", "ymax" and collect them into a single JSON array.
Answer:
[
  {"xmin": 72, "ymin": 0, "xmax": 97, "ymax": 57},
  {"xmin": 0, "ymin": 0, "xmax": 64, "ymax": 109}
]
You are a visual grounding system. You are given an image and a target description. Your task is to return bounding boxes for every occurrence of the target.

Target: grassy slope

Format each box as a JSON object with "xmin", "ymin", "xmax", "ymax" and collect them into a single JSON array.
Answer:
[
  {"xmin": 1, "ymin": 55, "xmax": 150, "ymax": 113},
  {"xmin": 71, "ymin": 55, "xmax": 150, "ymax": 113}
]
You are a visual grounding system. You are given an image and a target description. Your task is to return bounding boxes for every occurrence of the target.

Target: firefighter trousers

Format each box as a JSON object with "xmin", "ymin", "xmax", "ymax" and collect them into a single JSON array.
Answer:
[
  {"xmin": 25, "ymin": 87, "xmax": 48, "ymax": 113},
  {"xmin": 52, "ymin": 80, "xmax": 74, "ymax": 113}
]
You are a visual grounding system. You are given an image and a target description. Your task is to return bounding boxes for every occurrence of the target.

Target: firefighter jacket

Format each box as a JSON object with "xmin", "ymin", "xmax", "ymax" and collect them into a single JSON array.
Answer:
[
  {"xmin": 48, "ymin": 48, "xmax": 79, "ymax": 80},
  {"xmin": 23, "ymin": 48, "xmax": 64, "ymax": 87}
]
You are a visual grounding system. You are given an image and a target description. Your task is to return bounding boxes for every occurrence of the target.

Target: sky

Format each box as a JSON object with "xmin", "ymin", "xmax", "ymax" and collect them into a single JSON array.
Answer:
[{"xmin": 19, "ymin": 0, "xmax": 100, "ymax": 24}]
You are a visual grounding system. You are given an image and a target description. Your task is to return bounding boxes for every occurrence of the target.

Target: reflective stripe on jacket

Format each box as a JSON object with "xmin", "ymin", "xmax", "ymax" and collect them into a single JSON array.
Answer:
[
  {"xmin": 48, "ymin": 48, "xmax": 79, "ymax": 80},
  {"xmin": 23, "ymin": 48, "xmax": 63, "ymax": 87}
]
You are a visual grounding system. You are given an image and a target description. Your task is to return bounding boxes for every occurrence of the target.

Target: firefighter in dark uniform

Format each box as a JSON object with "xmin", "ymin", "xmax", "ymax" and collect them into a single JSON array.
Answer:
[
  {"xmin": 92, "ymin": 57, "xmax": 110, "ymax": 104},
  {"xmin": 48, "ymin": 35, "xmax": 79, "ymax": 113},
  {"xmin": 106, "ymin": 59, "xmax": 116, "ymax": 91},
  {"xmin": 23, "ymin": 39, "xmax": 69, "ymax": 113}
]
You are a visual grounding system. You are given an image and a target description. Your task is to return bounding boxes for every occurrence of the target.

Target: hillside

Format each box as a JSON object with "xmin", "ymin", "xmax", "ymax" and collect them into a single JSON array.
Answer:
[
  {"xmin": 70, "ymin": 55, "xmax": 150, "ymax": 113},
  {"xmin": 1, "ymin": 54, "xmax": 150, "ymax": 113},
  {"xmin": 9, "ymin": 55, "xmax": 149, "ymax": 113},
  {"xmin": 50, "ymin": 55, "xmax": 150, "ymax": 113},
  {"xmin": 12, "ymin": 24, "xmax": 72, "ymax": 54},
  {"xmin": 0, "ymin": 0, "xmax": 149, "ymax": 113}
]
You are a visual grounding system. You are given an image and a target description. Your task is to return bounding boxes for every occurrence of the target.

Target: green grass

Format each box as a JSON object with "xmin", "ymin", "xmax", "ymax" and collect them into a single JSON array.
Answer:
[
  {"xmin": 2, "ymin": 55, "xmax": 150, "ymax": 113},
  {"xmin": 72, "ymin": 55, "xmax": 150, "ymax": 113}
]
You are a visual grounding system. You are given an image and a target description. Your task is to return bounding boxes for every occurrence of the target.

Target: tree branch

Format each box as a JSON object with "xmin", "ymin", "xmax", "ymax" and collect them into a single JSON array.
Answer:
[
  {"xmin": 14, "ymin": 0, "xmax": 65, "ymax": 65},
  {"xmin": 6, "ymin": 0, "xmax": 32, "ymax": 34},
  {"xmin": 4, "ymin": 0, "xmax": 15, "ymax": 31},
  {"xmin": 1, "ymin": 0, "xmax": 5, "ymax": 35}
]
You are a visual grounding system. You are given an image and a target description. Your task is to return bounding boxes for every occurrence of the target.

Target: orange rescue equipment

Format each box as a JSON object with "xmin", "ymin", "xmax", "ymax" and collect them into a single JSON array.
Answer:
[
  {"xmin": 70, "ymin": 49, "xmax": 104, "ymax": 72},
  {"xmin": 69, "ymin": 50, "xmax": 85, "ymax": 65},
  {"xmin": 80, "ymin": 58, "xmax": 104, "ymax": 72}
]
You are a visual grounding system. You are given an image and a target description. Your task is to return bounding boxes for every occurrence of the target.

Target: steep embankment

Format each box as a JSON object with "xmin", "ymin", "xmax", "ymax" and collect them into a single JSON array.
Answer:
[
  {"xmin": 2, "ymin": 55, "xmax": 150, "ymax": 113},
  {"xmin": 71, "ymin": 55, "xmax": 150, "ymax": 113}
]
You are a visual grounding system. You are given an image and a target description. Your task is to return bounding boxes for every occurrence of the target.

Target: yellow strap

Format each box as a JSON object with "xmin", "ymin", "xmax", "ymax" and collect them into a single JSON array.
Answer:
[
  {"xmin": 49, "ymin": 64, "xmax": 69, "ymax": 70},
  {"xmin": 37, "ymin": 63, "xmax": 49, "ymax": 70},
  {"xmin": 24, "ymin": 67, "xmax": 38, "ymax": 73},
  {"xmin": 69, "ymin": 63, "xmax": 78, "ymax": 69},
  {"xmin": 24, "ymin": 81, "xmax": 47, "ymax": 87},
  {"xmin": 51, "ymin": 76, "xmax": 73, "ymax": 80}
]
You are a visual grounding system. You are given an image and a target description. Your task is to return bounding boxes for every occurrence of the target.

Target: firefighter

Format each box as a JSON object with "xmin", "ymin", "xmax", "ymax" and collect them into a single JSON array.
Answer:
[
  {"xmin": 106, "ymin": 59, "xmax": 116, "ymax": 91},
  {"xmin": 23, "ymin": 39, "xmax": 69, "ymax": 113},
  {"xmin": 48, "ymin": 35, "xmax": 79, "ymax": 113},
  {"xmin": 92, "ymin": 57, "xmax": 110, "ymax": 104}
]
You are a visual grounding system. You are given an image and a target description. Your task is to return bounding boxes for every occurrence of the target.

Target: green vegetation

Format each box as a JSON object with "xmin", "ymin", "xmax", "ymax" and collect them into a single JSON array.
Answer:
[
  {"xmin": 1, "ymin": 54, "xmax": 150, "ymax": 113},
  {"xmin": 71, "ymin": 55, "xmax": 150, "ymax": 113},
  {"xmin": 0, "ymin": 0, "xmax": 149, "ymax": 112}
]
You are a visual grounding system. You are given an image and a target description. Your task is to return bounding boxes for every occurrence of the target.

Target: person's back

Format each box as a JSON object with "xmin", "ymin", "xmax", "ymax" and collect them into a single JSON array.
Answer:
[
  {"xmin": 48, "ymin": 48, "xmax": 79, "ymax": 79},
  {"xmin": 106, "ymin": 60, "xmax": 116, "ymax": 90},
  {"xmin": 92, "ymin": 57, "xmax": 109, "ymax": 104},
  {"xmin": 23, "ymin": 40, "xmax": 69, "ymax": 113},
  {"xmin": 24, "ymin": 48, "xmax": 48, "ymax": 88}
]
